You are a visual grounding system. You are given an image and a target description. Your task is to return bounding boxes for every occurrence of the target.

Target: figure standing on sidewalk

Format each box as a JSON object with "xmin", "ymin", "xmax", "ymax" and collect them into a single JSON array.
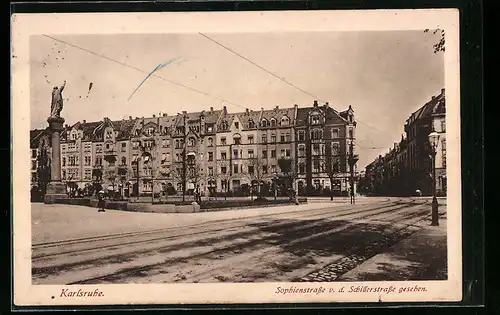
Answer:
[{"xmin": 97, "ymin": 190, "xmax": 105, "ymax": 212}]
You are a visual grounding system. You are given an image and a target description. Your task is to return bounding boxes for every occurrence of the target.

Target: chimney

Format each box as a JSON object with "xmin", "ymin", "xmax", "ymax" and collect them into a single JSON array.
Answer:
[
  {"xmin": 129, "ymin": 116, "xmax": 132, "ymax": 120},
  {"xmin": 324, "ymin": 102, "xmax": 329, "ymax": 107},
  {"xmin": 210, "ymin": 106, "xmax": 214, "ymax": 112},
  {"xmin": 64, "ymin": 124, "xmax": 68, "ymax": 128},
  {"xmin": 313, "ymin": 100, "xmax": 318, "ymax": 107},
  {"xmin": 246, "ymin": 108, "xmax": 249, "ymax": 115},
  {"xmin": 275, "ymin": 106, "xmax": 279, "ymax": 110},
  {"xmin": 223, "ymin": 106, "xmax": 227, "ymax": 112},
  {"xmin": 82, "ymin": 120, "xmax": 86, "ymax": 124},
  {"xmin": 432, "ymin": 96, "xmax": 436, "ymax": 100},
  {"xmin": 153, "ymin": 114, "xmax": 156, "ymax": 118},
  {"xmin": 163, "ymin": 113, "xmax": 167, "ymax": 117},
  {"xmin": 182, "ymin": 111, "xmax": 187, "ymax": 115},
  {"xmin": 441, "ymin": 88, "xmax": 445, "ymax": 94}
]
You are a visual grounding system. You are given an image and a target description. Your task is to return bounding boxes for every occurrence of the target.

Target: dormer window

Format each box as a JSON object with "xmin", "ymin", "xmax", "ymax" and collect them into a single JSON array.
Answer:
[
  {"xmin": 105, "ymin": 130, "xmax": 113, "ymax": 139},
  {"xmin": 281, "ymin": 116, "xmax": 290, "ymax": 126},
  {"xmin": 146, "ymin": 127, "xmax": 155, "ymax": 136},
  {"xmin": 310, "ymin": 115, "xmax": 321, "ymax": 125},
  {"xmin": 261, "ymin": 119, "xmax": 268, "ymax": 128},
  {"xmin": 248, "ymin": 119, "xmax": 255, "ymax": 128},
  {"xmin": 270, "ymin": 118, "xmax": 277, "ymax": 127},
  {"xmin": 221, "ymin": 120, "xmax": 229, "ymax": 130},
  {"xmin": 234, "ymin": 122, "xmax": 239, "ymax": 129}
]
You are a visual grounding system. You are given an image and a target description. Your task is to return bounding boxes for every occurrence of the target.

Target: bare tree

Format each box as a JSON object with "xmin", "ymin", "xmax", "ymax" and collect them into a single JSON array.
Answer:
[
  {"xmin": 215, "ymin": 160, "xmax": 232, "ymax": 200},
  {"xmin": 244, "ymin": 155, "xmax": 270, "ymax": 199},
  {"xmin": 172, "ymin": 158, "xmax": 204, "ymax": 201},
  {"xmin": 324, "ymin": 155, "xmax": 340, "ymax": 200},
  {"xmin": 424, "ymin": 28, "xmax": 445, "ymax": 53}
]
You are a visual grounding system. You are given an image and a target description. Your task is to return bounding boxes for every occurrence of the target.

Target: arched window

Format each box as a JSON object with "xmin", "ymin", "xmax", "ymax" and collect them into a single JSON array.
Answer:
[
  {"xmin": 270, "ymin": 118, "xmax": 277, "ymax": 127},
  {"xmin": 261, "ymin": 119, "xmax": 268, "ymax": 128},
  {"xmin": 248, "ymin": 119, "xmax": 255, "ymax": 128},
  {"xmin": 188, "ymin": 137, "xmax": 196, "ymax": 147},
  {"xmin": 281, "ymin": 116, "xmax": 290, "ymax": 126},
  {"xmin": 208, "ymin": 137, "xmax": 214, "ymax": 147}
]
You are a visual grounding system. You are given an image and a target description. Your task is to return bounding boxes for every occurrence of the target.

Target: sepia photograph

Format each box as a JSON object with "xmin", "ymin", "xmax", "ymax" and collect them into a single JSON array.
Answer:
[{"xmin": 12, "ymin": 10, "xmax": 461, "ymax": 305}]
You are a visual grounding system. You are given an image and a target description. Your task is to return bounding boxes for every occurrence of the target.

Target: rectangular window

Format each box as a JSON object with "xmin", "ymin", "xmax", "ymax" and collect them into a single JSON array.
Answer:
[
  {"xmin": 233, "ymin": 149, "xmax": 239, "ymax": 159},
  {"xmin": 313, "ymin": 144, "xmax": 320, "ymax": 156},
  {"xmin": 234, "ymin": 138, "xmax": 241, "ymax": 145},
  {"xmin": 248, "ymin": 135, "xmax": 254, "ymax": 144},
  {"xmin": 248, "ymin": 165, "xmax": 254, "ymax": 175},
  {"xmin": 31, "ymin": 160, "xmax": 37, "ymax": 170},
  {"xmin": 299, "ymin": 164, "xmax": 305, "ymax": 174},
  {"xmin": 441, "ymin": 120, "xmax": 446, "ymax": 132},
  {"xmin": 280, "ymin": 134, "xmax": 285, "ymax": 143},
  {"xmin": 332, "ymin": 142, "xmax": 340, "ymax": 155},
  {"xmin": 208, "ymin": 152, "xmax": 214, "ymax": 161},
  {"xmin": 286, "ymin": 149, "xmax": 291, "ymax": 157},
  {"xmin": 298, "ymin": 145, "xmax": 305, "ymax": 157},
  {"xmin": 221, "ymin": 137, "xmax": 227, "ymax": 145},
  {"xmin": 262, "ymin": 134, "xmax": 267, "ymax": 144},
  {"xmin": 262, "ymin": 150, "xmax": 267, "ymax": 158},
  {"xmin": 208, "ymin": 167, "xmax": 214, "ymax": 176},
  {"xmin": 233, "ymin": 164, "xmax": 239, "ymax": 174},
  {"xmin": 221, "ymin": 152, "xmax": 227, "ymax": 160},
  {"xmin": 85, "ymin": 156, "xmax": 92, "ymax": 166},
  {"xmin": 298, "ymin": 130, "xmax": 305, "ymax": 141},
  {"xmin": 62, "ymin": 157, "xmax": 66, "ymax": 167},
  {"xmin": 121, "ymin": 142, "xmax": 127, "ymax": 152},
  {"xmin": 234, "ymin": 122, "xmax": 239, "ymax": 129},
  {"xmin": 285, "ymin": 133, "xmax": 291, "ymax": 142},
  {"xmin": 313, "ymin": 160, "xmax": 320, "ymax": 172},
  {"xmin": 349, "ymin": 128, "xmax": 354, "ymax": 139},
  {"xmin": 331, "ymin": 129, "xmax": 339, "ymax": 139},
  {"xmin": 271, "ymin": 134, "xmax": 276, "ymax": 143},
  {"xmin": 31, "ymin": 150, "xmax": 37, "ymax": 158},
  {"xmin": 280, "ymin": 149, "xmax": 285, "ymax": 158},
  {"xmin": 221, "ymin": 166, "xmax": 227, "ymax": 174},
  {"xmin": 271, "ymin": 150, "xmax": 276, "ymax": 158},
  {"xmin": 62, "ymin": 170, "xmax": 66, "ymax": 180},
  {"xmin": 248, "ymin": 150, "xmax": 254, "ymax": 158}
]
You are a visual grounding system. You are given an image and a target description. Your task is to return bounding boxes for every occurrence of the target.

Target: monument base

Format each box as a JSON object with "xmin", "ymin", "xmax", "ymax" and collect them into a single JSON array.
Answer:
[{"xmin": 44, "ymin": 181, "xmax": 68, "ymax": 204}]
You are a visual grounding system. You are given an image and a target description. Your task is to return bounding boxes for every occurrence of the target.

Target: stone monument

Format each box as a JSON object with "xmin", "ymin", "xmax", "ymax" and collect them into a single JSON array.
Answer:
[{"xmin": 44, "ymin": 81, "xmax": 68, "ymax": 204}]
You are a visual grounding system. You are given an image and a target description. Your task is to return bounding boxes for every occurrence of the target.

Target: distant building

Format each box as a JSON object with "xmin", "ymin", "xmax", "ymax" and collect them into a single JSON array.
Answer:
[{"xmin": 363, "ymin": 89, "xmax": 446, "ymax": 196}]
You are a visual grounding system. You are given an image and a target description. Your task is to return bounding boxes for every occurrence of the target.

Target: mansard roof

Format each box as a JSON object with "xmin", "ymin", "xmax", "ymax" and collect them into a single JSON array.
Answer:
[
  {"xmin": 260, "ymin": 106, "xmax": 295, "ymax": 125},
  {"xmin": 295, "ymin": 104, "xmax": 348, "ymax": 127},
  {"xmin": 236, "ymin": 109, "xmax": 261, "ymax": 130}
]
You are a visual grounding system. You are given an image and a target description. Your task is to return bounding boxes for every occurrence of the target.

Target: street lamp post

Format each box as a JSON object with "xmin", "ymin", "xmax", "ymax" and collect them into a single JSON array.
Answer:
[{"xmin": 428, "ymin": 131, "xmax": 440, "ymax": 226}]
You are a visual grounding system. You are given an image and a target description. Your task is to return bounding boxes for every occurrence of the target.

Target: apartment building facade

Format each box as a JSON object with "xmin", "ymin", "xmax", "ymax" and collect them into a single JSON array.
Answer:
[
  {"xmin": 362, "ymin": 89, "xmax": 446, "ymax": 196},
  {"xmin": 30, "ymin": 101, "xmax": 356, "ymax": 197}
]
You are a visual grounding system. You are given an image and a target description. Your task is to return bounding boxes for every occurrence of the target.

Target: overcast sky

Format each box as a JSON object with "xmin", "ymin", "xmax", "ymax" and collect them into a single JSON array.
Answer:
[{"xmin": 30, "ymin": 31, "xmax": 444, "ymax": 169}]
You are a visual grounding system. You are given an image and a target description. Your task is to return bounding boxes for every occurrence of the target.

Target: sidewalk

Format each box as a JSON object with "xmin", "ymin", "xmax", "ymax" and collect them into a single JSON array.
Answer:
[{"xmin": 336, "ymin": 218, "xmax": 447, "ymax": 281}]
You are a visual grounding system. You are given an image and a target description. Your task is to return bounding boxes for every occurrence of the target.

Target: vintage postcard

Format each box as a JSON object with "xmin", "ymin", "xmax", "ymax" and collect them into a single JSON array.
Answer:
[{"xmin": 12, "ymin": 9, "xmax": 461, "ymax": 306}]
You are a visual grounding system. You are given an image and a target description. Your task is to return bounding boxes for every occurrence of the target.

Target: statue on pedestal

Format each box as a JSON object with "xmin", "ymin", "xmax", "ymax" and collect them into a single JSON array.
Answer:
[{"xmin": 50, "ymin": 80, "xmax": 66, "ymax": 118}]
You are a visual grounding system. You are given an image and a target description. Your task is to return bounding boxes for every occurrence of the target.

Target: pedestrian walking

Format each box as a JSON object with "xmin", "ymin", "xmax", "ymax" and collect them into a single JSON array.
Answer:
[{"xmin": 97, "ymin": 190, "xmax": 106, "ymax": 212}]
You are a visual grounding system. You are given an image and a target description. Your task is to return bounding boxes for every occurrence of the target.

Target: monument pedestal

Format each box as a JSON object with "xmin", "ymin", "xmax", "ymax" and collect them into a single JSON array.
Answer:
[
  {"xmin": 44, "ymin": 116, "xmax": 68, "ymax": 204},
  {"xmin": 44, "ymin": 182, "xmax": 67, "ymax": 204}
]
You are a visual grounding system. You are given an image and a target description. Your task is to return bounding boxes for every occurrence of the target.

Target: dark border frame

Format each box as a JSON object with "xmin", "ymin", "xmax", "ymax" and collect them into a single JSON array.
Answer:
[{"xmin": 9, "ymin": 0, "xmax": 484, "ymax": 311}]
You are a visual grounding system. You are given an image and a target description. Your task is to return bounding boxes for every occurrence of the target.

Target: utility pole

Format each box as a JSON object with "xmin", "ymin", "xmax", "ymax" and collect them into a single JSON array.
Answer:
[
  {"xmin": 348, "ymin": 131, "xmax": 358, "ymax": 205},
  {"xmin": 182, "ymin": 112, "xmax": 187, "ymax": 202}
]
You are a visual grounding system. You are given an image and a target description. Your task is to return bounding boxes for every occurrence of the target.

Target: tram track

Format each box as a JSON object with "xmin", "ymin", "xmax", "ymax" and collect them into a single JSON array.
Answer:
[
  {"xmin": 32, "ymin": 198, "xmax": 399, "ymax": 260},
  {"xmin": 31, "ymin": 199, "xmax": 426, "ymax": 285}
]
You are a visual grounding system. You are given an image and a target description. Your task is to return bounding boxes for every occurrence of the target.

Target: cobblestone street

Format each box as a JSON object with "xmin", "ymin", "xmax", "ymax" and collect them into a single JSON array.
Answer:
[{"xmin": 31, "ymin": 197, "xmax": 447, "ymax": 284}]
